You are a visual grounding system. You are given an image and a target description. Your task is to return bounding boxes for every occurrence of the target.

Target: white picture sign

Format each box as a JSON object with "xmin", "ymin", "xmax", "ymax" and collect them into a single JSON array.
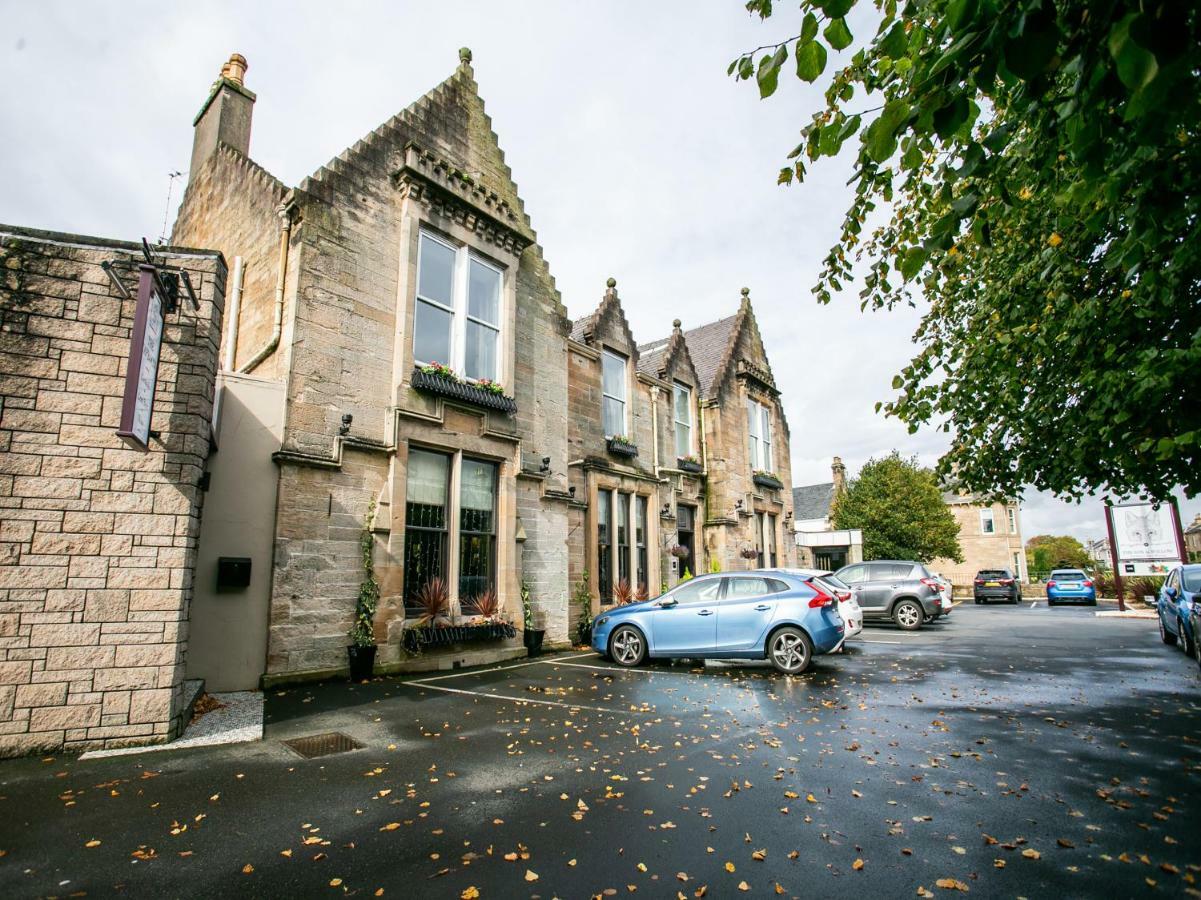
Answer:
[
  {"xmin": 1110, "ymin": 502, "xmax": 1180, "ymax": 562},
  {"xmin": 117, "ymin": 266, "xmax": 166, "ymax": 450}
]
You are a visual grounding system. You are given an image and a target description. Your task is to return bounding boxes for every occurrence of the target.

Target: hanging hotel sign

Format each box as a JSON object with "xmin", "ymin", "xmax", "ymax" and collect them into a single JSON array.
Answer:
[{"xmin": 116, "ymin": 264, "xmax": 166, "ymax": 450}]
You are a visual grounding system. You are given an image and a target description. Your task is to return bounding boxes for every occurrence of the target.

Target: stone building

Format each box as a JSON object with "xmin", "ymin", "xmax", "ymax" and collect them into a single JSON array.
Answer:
[
  {"xmin": 931, "ymin": 491, "xmax": 1027, "ymax": 587},
  {"xmin": 172, "ymin": 50, "xmax": 572, "ymax": 684},
  {"xmin": 791, "ymin": 457, "xmax": 864, "ymax": 570},
  {"xmin": 0, "ymin": 225, "xmax": 224, "ymax": 756}
]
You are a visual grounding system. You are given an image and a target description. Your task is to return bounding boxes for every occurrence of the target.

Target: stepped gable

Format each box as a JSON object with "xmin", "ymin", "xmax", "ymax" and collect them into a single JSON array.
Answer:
[
  {"xmin": 297, "ymin": 50, "xmax": 568, "ymax": 325},
  {"xmin": 570, "ymin": 278, "xmax": 640, "ymax": 365},
  {"xmin": 636, "ymin": 319, "xmax": 699, "ymax": 385},
  {"xmin": 682, "ymin": 288, "xmax": 778, "ymax": 402}
]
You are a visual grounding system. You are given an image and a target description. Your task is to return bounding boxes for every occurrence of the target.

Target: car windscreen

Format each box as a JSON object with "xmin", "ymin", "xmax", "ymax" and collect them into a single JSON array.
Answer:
[
  {"xmin": 1051, "ymin": 570, "xmax": 1086, "ymax": 581},
  {"xmin": 1184, "ymin": 570, "xmax": 1201, "ymax": 592},
  {"xmin": 977, "ymin": 570, "xmax": 1009, "ymax": 578},
  {"xmin": 811, "ymin": 576, "xmax": 848, "ymax": 598}
]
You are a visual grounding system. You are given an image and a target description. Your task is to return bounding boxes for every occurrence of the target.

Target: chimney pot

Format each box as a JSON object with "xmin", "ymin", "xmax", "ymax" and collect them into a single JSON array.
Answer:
[
  {"xmin": 831, "ymin": 456, "xmax": 846, "ymax": 491},
  {"xmin": 223, "ymin": 53, "xmax": 248, "ymax": 86}
]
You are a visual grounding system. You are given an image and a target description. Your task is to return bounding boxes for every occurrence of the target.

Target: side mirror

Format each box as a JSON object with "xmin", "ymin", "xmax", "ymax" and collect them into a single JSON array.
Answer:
[
  {"xmin": 1166, "ymin": 586, "xmax": 1178, "ymax": 600},
  {"xmin": 658, "ymin": 597, "xmax": 678, "ymax": 608}
]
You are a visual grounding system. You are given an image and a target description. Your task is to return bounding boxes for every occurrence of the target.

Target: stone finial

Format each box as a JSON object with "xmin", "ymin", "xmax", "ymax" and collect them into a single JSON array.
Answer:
[
  {"xmin": 221, "ymin": 53, "xmax": 248, "ymax": 86},
  {"xmin": 606, "ymin": 277, "xmax": 617, "ymax": 288},
  {"xmin": 672, "ymin": 318, "xmax": 682, "ymax": 329},
  {"xmin": 740, "ymin": 287, "xmax": 750, "ymax": 297},
  {"xmin": 459, "ymin": 47, "xmax": 473, "ymax": 65}
]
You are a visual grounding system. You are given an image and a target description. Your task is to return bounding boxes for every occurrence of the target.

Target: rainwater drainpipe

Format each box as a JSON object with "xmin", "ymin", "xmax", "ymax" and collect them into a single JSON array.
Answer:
[
  {"xmin": 650, "ymin": 385, "xmax": 661, "ymax": 478},
  {"xmin": 238, "ymin": 200, "xmax": 293, "ymax": 375},
  {"xmin": 223, "ymin": 256, "xmax": 244, "ymax": 371}
]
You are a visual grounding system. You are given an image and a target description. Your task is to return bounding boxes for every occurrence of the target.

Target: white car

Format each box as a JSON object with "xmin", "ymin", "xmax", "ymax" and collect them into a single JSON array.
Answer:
[
  {"xmin": 784, "ymin": 569, "xmax": 862, "ymax": 644},
  {"xmin": 929, "ymin": 572, "xmax": 954, "ymax": 619}
]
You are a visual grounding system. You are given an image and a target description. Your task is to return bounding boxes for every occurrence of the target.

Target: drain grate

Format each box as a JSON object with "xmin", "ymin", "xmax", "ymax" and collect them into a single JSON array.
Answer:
[{"xmin": 282, "ymin": 731, "xmax": 364, "ymax": 759}]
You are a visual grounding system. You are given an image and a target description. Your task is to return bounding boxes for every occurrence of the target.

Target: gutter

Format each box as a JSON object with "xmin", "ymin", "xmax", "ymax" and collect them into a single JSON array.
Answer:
[{"xmin": 238, "ymin": 199, "xmax": 294, "ymax": 375}]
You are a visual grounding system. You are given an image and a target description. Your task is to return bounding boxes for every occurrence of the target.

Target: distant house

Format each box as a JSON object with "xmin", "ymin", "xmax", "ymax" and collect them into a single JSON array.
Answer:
[
  {"xmin": 930, "ymin": 490, "xmax": 1027, "ymax": 587},
  {"xmin": 792, "ymin": 457, "xmax": 863, "ymax": 571},
  {"xmin": 1185, "ymin": 513, "xmax": 1201, "ymax": 562}
]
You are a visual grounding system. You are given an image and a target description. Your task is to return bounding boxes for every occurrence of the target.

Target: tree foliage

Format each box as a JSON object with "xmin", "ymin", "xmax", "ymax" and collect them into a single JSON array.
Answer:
[
  {"xmin": 731, "ymin": 0, "xmax": 1200, "ymax": 502},
  {"xmin": 830, "ymin": 451, "xmax": 963, "ymax": 562},
  {"xmin": 1025, "ymin": 533, "xmax": 1091, "ymax": 573}
]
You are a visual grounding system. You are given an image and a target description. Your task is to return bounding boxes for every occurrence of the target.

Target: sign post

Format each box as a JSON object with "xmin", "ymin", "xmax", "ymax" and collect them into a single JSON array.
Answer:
[
  {"xmin": 1105, "ymin": 499, "xmax": 1185, "ymax": 610},
  {"xmin": 1103, "ymin": 502, "xmax": 1125, "ymax": 612},
  {"xmin": 116, "ymin": 265, "xmax": 165, "ymax": 450}
]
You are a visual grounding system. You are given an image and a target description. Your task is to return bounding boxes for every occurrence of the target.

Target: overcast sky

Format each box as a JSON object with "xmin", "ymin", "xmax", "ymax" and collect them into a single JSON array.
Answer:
[{"xmin": 2, "ymin": 0, "xmax": 1195, "ymax": 546}]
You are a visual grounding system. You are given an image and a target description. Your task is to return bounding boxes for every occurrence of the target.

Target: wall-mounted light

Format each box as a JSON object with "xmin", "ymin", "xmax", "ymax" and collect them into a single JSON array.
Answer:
[
  {"xmin": 661, "ymin": 503, "xmax": 671, "ymax": 516},
  {"xmin": 339, "ymin": 413, "xmax": 353, "ymax": 436},
  {"xmin": 568, "ymin": 485, "xmax": 576, "ymax": 497},
  {"xmin": 734, "ymin": 499, "xmax": 743, "ymax": 511},
  {"xmin": 540, "ymin": 456, "xmax": 551, "ymax": 474}
]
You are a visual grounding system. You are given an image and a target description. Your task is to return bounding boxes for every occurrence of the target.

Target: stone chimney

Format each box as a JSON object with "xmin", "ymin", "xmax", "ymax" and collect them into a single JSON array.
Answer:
[
  {"xmin": 188, "ymin": 53, "xmax": 256, "ymax": 185},
  {"xmin": 831, "ymin": 456, "xmax": 846, "ymax": 492}
]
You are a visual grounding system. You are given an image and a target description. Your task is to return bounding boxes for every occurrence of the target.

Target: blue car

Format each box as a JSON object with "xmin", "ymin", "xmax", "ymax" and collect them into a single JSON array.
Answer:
[
  {"xmin": 590, "ymin": 570, "xmax": 844, "ymax": 674},
  {"xmin": 1046, "ymin": 569, "xmax": 1097, "ymax": 606},
  {"xmin": 1157, "ymin": 564, "xmax": 1201, "ymax": 657}
]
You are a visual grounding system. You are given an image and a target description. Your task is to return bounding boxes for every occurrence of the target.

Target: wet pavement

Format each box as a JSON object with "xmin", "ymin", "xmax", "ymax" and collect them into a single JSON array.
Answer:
[{"xmin": 1, "ymin": 602, "xmax": 1198, "ymax": 898}]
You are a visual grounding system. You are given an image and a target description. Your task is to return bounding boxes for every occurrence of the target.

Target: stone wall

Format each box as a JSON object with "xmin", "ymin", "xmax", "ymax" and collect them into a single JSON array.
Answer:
[
  {"xmin": 0, "ymin": 226, "xmax": 223, "ymax": 756},
  {"xmin": 931, "ymin": 500, "xmax": 1026, "ymax": 586}
]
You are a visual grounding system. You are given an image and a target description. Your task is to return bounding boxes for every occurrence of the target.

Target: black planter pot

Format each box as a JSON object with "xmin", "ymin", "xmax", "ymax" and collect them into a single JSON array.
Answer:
[
  {"xmin": 606, "ymin": 437, "xmax": 638, "ymax": 458},
  {"xmin": 752, "ymin": 472, "xmax": 783, "ymax": 490},
  {"xmin": 577, "ymin": 621, "xmax": 593, "ymax": 646},
  {"xmin": 524, "ymin": 628, "xmax": 546, "ymax": 656},
  {"xmin": 402, "ymin": 621, "xmax": 516, "ymax": 653},
  {"xmin": 677, "ymin": 458, "xmax": 703, "ymax": 474},
  {"xmin": 347, "ymin": 644, "xmax": 377, "ymax": 681},
  {"xmin": 412, "ymin": 369, "xmax": 517, "ymax": 415}
]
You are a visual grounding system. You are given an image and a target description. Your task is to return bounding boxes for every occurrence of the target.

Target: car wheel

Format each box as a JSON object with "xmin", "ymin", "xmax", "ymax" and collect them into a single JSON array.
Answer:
[
  {"xmin": 1179, "ymin": 619, "xmax": 1195, "ymax": 658},
  {"xmin": 893, "ymin": 600, "xmax": 923, "ymax": 631},
  {"xmin": 1088, "ymin": 597, "xmax": 1097, "ymax": 606},
  {"xmin": 1158, "ymin": 614, "xmax": 1177, "ymax": 646},
  {"xmin": 1047, "ymin": 598, "xmax": 1056, "ymax": 607},
  {"xmin": 609, "ymin": 625, "xmax": 646, "ymax": 667},
  {"xmin": 768, "ymin": 627, "xmax": 813, "ymax": 674}
]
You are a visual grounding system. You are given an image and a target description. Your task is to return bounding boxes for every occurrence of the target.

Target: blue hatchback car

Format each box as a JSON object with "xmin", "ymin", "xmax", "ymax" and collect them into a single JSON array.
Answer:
[
  {"xmin": 1046, "ymin": 569, "xmax": 1098, "ymax": 606},
  {"xmin": 590, "ymin": 570, "xmax": 844, "ymax": 674},
  {"xmin": 1157, "ymin": 564, "xmax": 1201, "ymax": 657}
]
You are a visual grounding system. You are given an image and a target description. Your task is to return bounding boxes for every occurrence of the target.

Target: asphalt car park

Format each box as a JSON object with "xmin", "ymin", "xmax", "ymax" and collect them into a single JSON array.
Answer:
[{"xmin": 1, "ymin": 604, "xmax": 1197, "ymax": 898}]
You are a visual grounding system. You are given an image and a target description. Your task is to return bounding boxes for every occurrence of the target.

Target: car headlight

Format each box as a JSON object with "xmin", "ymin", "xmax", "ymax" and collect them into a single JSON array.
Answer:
[{"xmin": 595, "ymin": 616, "xmax": 610, "ymax": 627}]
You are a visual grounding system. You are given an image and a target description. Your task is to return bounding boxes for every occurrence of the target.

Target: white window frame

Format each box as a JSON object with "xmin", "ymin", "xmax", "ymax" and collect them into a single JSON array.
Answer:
[
  {"xmin": 1007, "ymin": 507, "xmax": 1017, "ymax": 534},
  {"xmin": 980, "ymin": 508, "xmax": 996, "ymax": 534},
  {"xmin": 601, "ymin": 348, "xmax": 628, "ymax": 437},
  {"xmin": 1012, "ymin": 551, "xmax": 1023, "ymax": 582},
  {"xmin": 413, "ymin": 230, "xmax": 505, "ymax": 384},
  {"xmin": 747, "ymin": 398, "xmax": 772, "ymax": 472},
  {"xmin": 673, "ymin": 381, "xmax": 692, "ymax": 458}
]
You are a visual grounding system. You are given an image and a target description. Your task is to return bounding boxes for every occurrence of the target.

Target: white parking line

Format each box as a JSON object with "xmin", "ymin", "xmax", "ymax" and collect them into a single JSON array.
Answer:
[
  {"xmin": 407, "ymin": 654, "xmax": 582, "ymax": 684},
  {"xmin": 1030, "ymin": 600, "xmax": 1038, "ymax": 609},
  {"xmin": 400, "ymin": 679, "xmax": 639, "ymax": 715},
  {"xmin": 542, "ymin": 659, "xmax": 703, "ymax": 677}
]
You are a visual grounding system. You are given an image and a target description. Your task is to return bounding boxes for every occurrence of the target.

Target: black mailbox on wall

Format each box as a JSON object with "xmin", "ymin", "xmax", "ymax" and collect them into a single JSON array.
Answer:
[{"xmin": 216, "ymin": 557, "xmax": 252, "ymax": 590}]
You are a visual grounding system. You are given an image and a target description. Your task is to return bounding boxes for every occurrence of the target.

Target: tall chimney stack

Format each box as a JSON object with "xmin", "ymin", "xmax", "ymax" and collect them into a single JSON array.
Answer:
[
  {"xmin": 831, "ymin": 456, "xmax": 846, "ymax": 492},
  {"xmin": 188, "ymin": 53, "xmax": 255, "ymax": 185}
]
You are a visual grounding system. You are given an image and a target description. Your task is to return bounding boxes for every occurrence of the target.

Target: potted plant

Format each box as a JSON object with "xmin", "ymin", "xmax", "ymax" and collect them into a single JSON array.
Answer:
[
  {"xmin": 752, "ymin": 469, "xmax": 783, "ymax": 490},
  {"xmin": 521, "ymin": 581, "xmax": 545, "ymax": 655},
  {"xmin": 606, "ymin": 434, "xmax": 639, "ymax": 457},
  {"xmin": 677, "ymin": 455, "xmax": 703, "ymax": 473},
  {"xmin": 574, "ymin": 571, "xmax": 594, "ymax": 646},
  {"xmin": 412, "ymin": 362, "xmax": 518, "ymax": 414},
  {"xmin": 612, "ymin": 578, "xmax": 634, "ymax": 606},
  {"xmin": 740, "ymin": 546, "xmax": 760, "ymax": 569},
  {"xmin": 347, "ymin": 502, "xmax": 380, "ymax": 681},
  {"xmin": 634, "ymin": 583, "xmax": 650, "ymax": 602}
]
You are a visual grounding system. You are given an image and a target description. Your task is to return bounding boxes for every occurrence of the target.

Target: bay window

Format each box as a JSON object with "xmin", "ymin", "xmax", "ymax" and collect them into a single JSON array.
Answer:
[
  {"xmin": 673, "ymin": 382, "xmax": 692, "ymax": 457},
  {"xmin": 413, "ymin": 231, "xmax": 504, "ymax": 382},
  {"xmin": 596, "ymin": 489, "xmax": 652, "ymax": 603},
  {"xmin": 403, "ymin": 447, "xmax": 500, "ymax": 616},
  {"xmin": 602, "ymin": 349, "xmax": 628, "ymax": 437},
  {"xmin": 747, "ymin": 398, "xmax": 772, "ymax": 471},
  {"xmin": 458, "ymin": 459, "xmax": 497, "ymax": 610},
  {"xmin": 403, "ymin": 449, "xmax": 450, "ymax": 614}
]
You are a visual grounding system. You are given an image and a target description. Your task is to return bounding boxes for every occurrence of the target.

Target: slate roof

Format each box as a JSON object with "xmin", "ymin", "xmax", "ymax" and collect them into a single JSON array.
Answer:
[
  {"xmin": 636, "ymin": 339, "xmax": 670, "ymax": 377},
  {"xmin": 681, "ymin": 313, "xmax": 739, "ymax": 397},
  {"xmin": 793, "ymin": 482, "xmax": 836, "ymax": 520},
  {"xmin": 569, "ymin": 314, "xmax": 594, "ymax": 344}
]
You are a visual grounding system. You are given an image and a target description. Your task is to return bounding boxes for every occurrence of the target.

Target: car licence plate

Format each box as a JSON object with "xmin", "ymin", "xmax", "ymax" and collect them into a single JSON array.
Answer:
[{"xmin": 985, "ymin": 581, "xmax": 999, "ymax": 587}]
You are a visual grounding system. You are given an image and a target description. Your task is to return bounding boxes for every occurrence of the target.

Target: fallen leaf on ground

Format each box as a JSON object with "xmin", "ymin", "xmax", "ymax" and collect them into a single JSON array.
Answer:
[
  {"xmin": 935, "ymin": 877, "xmax": 969, "ymax": 892},
  {"xmin": 525, "ymin": 870, "xmax": 539, "ymax": 882},
  {"xmin": 853, "ymin": 858, "xmax": 865, "ymax": 871}
]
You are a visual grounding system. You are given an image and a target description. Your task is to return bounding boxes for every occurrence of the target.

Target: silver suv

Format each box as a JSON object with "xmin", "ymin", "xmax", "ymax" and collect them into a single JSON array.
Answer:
[{"xmin": 834, "ymin": 560, "xmax": 943, "ymax": 630}]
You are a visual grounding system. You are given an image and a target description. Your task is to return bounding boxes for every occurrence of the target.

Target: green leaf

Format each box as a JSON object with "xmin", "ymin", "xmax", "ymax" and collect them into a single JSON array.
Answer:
[
  {"xmin": 1108, "ymin": 13, "xmax": 1159, "ymax": 92},
  {"xmin": 823, "ymin": 18, "xmax": 854, "ymax": 52},
  {"xmin": 878, "ymin": 22, "xmax": 908, "ymax": 60},
  {"xmin": 900, "ymin": 246, "xmax": 928, "ymax": 280},
  {"xmin": 795, "ymin": 39, "xmax": 828, "ymax": 83},
  {"xmin": 891, "ymin": 375, "xmax": 904, "ymax": 390},
  {"xmin": 801, "ymin": 12, "xmax": 819, "ymax": 43},
  {"xmin": 757, "ymin": 44, "xmax": 788, "ymax": 98},
  {"xmin": 864, "ymin": 99, "xmax": 910, "ymax": 162},
  {"xmin": 945, "ymin": 0, "xmax": 978, "ymax": 31},
  {"xmin": 1003, "ymin": 12, "xmax": 1061, "ymax": 81},
  {"xmin": 932, "ymin": 95, "xmax": 969, "ymax": 140},
  {"xmin": 817, "ymin": 0, "xmax": 854, "ymax": 17}
]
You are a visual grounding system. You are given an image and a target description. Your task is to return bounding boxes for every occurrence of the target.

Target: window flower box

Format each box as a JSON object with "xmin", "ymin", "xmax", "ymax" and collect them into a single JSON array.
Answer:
[
  {"xmin": 606, "ymin": 436, "xmax": 638, "ymax": 458},
  {"xmin": 752, "ymin": 471, "xmax": 783, "ymax": 490},
  {"xmin": 402, "ymin": 620, "xmax": 516, "ymax": 653},
  {"xmin": 412, "ymin": 367, "xmax": 517, "ymax": 415},
  {"xmin": 677, "ymin": 456, "xmax": 703, "ymax": 474}
]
